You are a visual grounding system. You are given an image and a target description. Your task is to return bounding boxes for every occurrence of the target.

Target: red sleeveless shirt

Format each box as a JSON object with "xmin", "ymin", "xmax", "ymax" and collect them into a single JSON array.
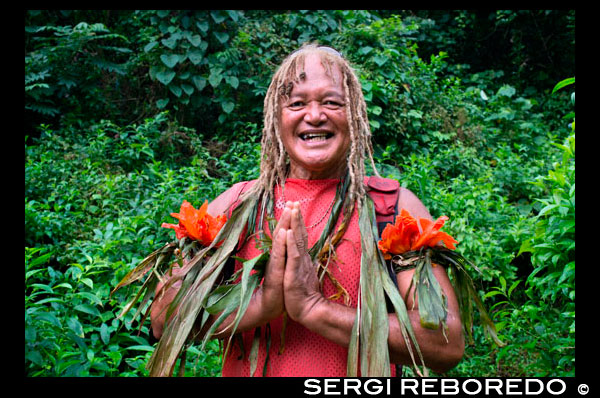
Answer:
[{"xmin": 221, "ymin": 178, "xmax": 397, "ymax": 377}]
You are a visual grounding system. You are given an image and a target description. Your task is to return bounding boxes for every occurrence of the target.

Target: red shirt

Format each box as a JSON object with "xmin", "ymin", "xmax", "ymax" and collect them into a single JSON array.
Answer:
[{"xmin": 221, "ymin": 178, "xmax": 397, "ymax": 377}]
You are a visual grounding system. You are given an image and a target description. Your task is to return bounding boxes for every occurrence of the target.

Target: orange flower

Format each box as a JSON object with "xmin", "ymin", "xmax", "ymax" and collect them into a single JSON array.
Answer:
[
  {"xmin": 412, "ymin": 216, "xmax": 457, "ymax": 251},
  {"xmin": 378, "ymin": 209, "xmax": 458, "ymax": 259},
  {"xmin": 162, "ymin": 200, "xmax": 227, "ymax": 246},
  {"xmin": 378, "ymin": 208, "xmax": 419, "ymax": 259}
]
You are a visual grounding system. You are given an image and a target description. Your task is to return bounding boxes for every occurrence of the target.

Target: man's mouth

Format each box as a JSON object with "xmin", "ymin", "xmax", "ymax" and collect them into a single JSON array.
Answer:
[{"xmin": 299, "ymin": 132, "xmax": 334, "ymax": 142}]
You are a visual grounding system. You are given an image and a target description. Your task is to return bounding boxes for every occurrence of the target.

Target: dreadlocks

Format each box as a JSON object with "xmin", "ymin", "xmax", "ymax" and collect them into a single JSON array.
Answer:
[{"xmin": 241, "ymin": 42, "xmax": 380, "ymax": 214}]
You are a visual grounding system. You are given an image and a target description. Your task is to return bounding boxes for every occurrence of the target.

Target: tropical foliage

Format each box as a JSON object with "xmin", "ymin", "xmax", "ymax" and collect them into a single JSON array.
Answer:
[{"xmin": 25, "ymin": 10, "xmax": 574, "ymax": 377}]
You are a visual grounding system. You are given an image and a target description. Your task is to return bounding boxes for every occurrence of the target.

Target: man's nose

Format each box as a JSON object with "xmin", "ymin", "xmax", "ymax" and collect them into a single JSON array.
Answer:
[{"xmin": 303, "ymin": 101, "xmax": 327, "ymax": 125}]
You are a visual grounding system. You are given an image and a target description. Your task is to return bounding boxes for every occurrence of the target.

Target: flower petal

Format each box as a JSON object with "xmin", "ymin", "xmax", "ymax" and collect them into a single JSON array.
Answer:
[
  {"xmin": 161, "ymin": 222, "xmax": 189, "ymax": 240},
  {"xmin": 164, "ymin": 200, "xmax": 228, "ymax": 245},
  {"xmin": 413, "ymin": 216, "xmax": 457, "ymax": 250}
]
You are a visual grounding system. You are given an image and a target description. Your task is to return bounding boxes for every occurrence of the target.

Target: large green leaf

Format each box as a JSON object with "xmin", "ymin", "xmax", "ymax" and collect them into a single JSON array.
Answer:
[
  {"xmin": 155, "ymin": 70, "xmax": 176, "ymax": 86},
  {"xmin": 187, "ymin": 48, "xmax": 203, "ymax": 65},
  {"xmin": 160, "ymin": 53, "xmax": 179, "ymax": 69}
]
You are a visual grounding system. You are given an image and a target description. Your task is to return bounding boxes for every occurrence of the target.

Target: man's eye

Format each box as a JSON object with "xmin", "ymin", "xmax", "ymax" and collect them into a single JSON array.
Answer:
[
  {"xmin": 288, "ymin": 101, "xmax": 304, "ymax": 108},
  {"xmin": 324, "ymin": 100, "xmax": 343, "ymax": 108}
]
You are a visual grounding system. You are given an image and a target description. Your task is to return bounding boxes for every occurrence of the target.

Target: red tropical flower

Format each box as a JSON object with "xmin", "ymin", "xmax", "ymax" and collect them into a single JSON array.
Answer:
[
  {"xmin": 378, "ymin": 209, "xmax": 458, "ymax": 259},
  {"xmin": 162, "ymin": 200, "xmax": 227, "ymax": 246}
]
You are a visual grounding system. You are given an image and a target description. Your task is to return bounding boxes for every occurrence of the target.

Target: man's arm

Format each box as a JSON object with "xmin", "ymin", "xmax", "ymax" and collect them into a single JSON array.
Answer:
[
  {"xmin": 282, "ymin": 188, "xmax": 464, "ymax": 374},
  {"xmin": 150, "ymin": 186, "xmax": 290, "ymax": 341}
]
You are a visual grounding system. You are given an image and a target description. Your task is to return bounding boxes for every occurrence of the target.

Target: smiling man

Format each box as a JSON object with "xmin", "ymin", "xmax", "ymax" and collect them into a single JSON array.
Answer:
[
  {"xmin": 150, "ymin": 43, "xmax": 464, "ymax": 377},
  {"xmin": 279, "ymin": 52, "xmax": 351, "ymax": 180}
]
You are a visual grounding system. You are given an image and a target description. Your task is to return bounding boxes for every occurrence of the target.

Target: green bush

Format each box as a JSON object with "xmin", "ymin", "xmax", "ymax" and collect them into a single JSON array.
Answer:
[{"xmin": 25, "ymin": 10, "xmax": 574, "ymax": 377}]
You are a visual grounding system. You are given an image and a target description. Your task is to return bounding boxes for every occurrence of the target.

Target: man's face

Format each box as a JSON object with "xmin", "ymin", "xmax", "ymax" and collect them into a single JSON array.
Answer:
[{"xmin": 279, "ymin": 53, "xmax": 351, "ymax": 180}]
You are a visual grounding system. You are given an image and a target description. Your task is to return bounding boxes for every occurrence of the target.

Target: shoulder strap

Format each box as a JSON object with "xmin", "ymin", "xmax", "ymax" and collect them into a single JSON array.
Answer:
[
  {"xmin": 365, "ymin": 176, "xmax": 404, "ymax": 377},
  {"xmin": 365, "ymin": 176, "xmax": 400, "ymax": 236}
]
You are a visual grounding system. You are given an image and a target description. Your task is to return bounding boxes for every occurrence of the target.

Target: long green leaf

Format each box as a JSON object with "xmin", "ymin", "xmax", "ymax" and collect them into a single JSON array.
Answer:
[
  {"xmin": 413, "ymin": 252, "xmax": 448, "ymax": 332},
  {"xmin": 147, "ymin": 196, "xmax": 258, "ymax": 376},
  {"xmin": 221, "ymin": 252, "xmax": 268, "ymax": 363},
  {"xmin": 551, "ymin": 77, "xmax": 575, "ymax": 94},
  {"xmin": 353, "ymin": 196, "xmax": 390, "ymax": 376}
]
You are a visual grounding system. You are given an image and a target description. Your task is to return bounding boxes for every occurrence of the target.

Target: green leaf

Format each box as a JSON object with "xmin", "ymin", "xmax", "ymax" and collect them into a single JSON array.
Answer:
[
  {"xmin": 188, "ymin": 34, "xmax": 202, "ymax": 47},
  {"xmin": 81, "ymin": 277, "xmax": 93, "ymax": 289},
  {"xmin": 221, "ymin": 101, "xmax": 235, "ymax": 114},
  {"xmin": 359, "ymin": 46, "xmax": 374, "ymax": 55},
  {"xmin": 161, "ymin": 35, "xmax": 178, "ymax": 49},
  {"xmin": 192, "ymin": 75, "xmax": 207, "ymax": 91},
  {"xmin": 196, "ymin": 20, "xmax": 209, "ymax": 33},
  {"xmin": 74, "ymin": 303, "xmax": 101, "ymax": 317},
  {"xmin": 507, "ymin": 280, "xmax": 521, "ymax": 297},
  {"xmin": 156, "ymin": 98, "xmax": 169, "ymax": 109},
  {"xmin": 352, "ymin": 197, "xmax": 392, "ymax": 377},
  {"xmin": 407, "ymin": 109, "xmax": 423, "ymax": 119},
  {"xmin": 213, "ymin": 31, "xmax": 229, "ymax": 44},
  {"xmin": 127, "ymin": 345, "xmax": 155, "ymax": 352},
  {"xmin": 31, "ymin": 283, "xmax": 53, "ymax": 294},
  {"xmin": 226, "ymin": 76, "xmax": 239, "ymax": 89},
  {"xmin": 497, "ymin": 85, "xmax": 516, "ymax": 98},
  {"xmin": 552, "ymin": 77, "xmax": 575, "ymax": 94},
  {"xmin": 373, "ymin": 54, "xmax": 387, "ymax": 66},
  {"xmin": 100, "ymin": 323, "xmax": 110, "ymax": 345},
  {"xmin": 75, "ymin": 291, "xmax": 103, "ymax": 307},
  {"xmin": 517, "ymin": 239, "xmax": 533, "ymax": 256},
  {"xmin": 28, "ymin": 252, "xmax": 52, "ymax": 268},
  {"xmin": 181, "ymin": 84, "xmax": 194, "ymax": 96},
  {"xmin": 54, "ymin": 282, "xmax": 73, "ymax": 290},
  {"xmin": 188, "ymin": 48, "xmax": 203, "ymax": 65},
  {"xmin": 26, "ymin": 350, "xmax": 44, "ymax": 366},
  {"xmin": 155, "ymin": 70, "xmax": 176, "ymax": 85},
  {"xmin": 35, "ymin": 312, "xmax": 62, "ymax": 328},
  {"xmin": 226, "ymin": 10, "xmax": 240, "ymax": 22},
  {"xmin": 208, "ymin": 71, "xmax": 223, "ymax": 88},
  {"xmin": 369, "ymin": 105, "xmax": 382, "ymax": 116},
  {"xmin": 67, "ymin": 317, "xmax": 84, "ymax": 338},
  {"xmin": 160, "ymin": 53, "xmax": 179, "ymax": 68},
  {"xmin": 210, "ymin": 11, "xmax": 226, "ymax": 23},
  {"xmin": 144, "ymin": 41, "xmax": 158, "ymax": 52},
  {"xmin": 169, "ymin": 84, "xmax": 182, "ymax": 97},
  {"xmin": 483, "ymin": 290, "xmax": 504, "ymax": 300}
]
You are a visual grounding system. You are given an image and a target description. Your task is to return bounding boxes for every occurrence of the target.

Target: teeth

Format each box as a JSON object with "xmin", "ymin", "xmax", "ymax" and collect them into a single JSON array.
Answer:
[{"xmin": 300, "ymin": 133, "xmax": 333, "ymax": 141}]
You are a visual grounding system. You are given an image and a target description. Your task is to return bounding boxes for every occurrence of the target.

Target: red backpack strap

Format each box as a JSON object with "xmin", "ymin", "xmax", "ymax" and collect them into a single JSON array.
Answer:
[
  {"xmin": 365, "ymin": 176, "xmax": 400, "ymax": 235},
  {"xmin": 365, "ymin": 175, "xmax": 402, "ymax": 331}
]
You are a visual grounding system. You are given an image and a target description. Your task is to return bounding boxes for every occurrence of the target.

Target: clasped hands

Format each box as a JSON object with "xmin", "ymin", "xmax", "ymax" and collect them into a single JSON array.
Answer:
[{"xmin": 257, "ymin": 201, "xmax": 324, "ymax": 326}]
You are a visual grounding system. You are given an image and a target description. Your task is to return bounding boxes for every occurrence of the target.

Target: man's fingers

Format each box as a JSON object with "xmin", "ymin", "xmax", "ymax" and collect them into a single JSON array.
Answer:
[
  {"xmin": 290, "ymin": 204, "xmax": 309, "ymax": 252},
  {"xmin": 270, "ymin": 228, "xmax": 287, "ymax": 266},
  {"xmin": 286, "ymin": 228, "xmax": 301, "ymax": 264},
  {"xmin": 273, "ymin": 206, "xmax": 291, "ymax": 240}
]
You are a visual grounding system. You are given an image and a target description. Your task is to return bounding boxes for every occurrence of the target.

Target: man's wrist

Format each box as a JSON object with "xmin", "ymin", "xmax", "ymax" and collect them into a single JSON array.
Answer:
[{"xmin": 295, "ymin": 292, "xmax": 328, "ymax": 330}]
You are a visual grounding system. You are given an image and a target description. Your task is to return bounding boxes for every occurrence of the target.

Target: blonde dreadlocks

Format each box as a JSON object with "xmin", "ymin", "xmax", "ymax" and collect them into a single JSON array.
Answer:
[{"xmin": 241, "ymin": 43, "xmax": 380, "ymax": 211}]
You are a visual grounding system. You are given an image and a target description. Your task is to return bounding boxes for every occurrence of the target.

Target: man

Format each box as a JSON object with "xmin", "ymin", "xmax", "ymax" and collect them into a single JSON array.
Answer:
[{"xmin": 151, "ymin": 43, "xmax": 464, "ymax": 376}]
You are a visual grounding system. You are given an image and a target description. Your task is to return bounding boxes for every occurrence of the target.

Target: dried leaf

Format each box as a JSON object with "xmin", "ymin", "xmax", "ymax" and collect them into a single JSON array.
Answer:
[
  {"xmin": 147, "ymin": 196, "xmax": 258, "ymax": 376},
  {"xmin": 352, "ymin": 197, "xmax": 391, "ymax": 376},
  {"xmin": 249, "ymin": 327, "xmax": 261, "ymax": 377}
]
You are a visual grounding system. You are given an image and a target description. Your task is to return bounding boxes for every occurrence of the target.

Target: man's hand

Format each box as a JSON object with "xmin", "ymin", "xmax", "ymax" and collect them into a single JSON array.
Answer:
[
  {"xmin": 282, "ymin": 202, "xmax": 325, "ymax": 325},
  {"xmin": 254, "ymin": 204, "xmax": 291, "ymax": 322}
]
